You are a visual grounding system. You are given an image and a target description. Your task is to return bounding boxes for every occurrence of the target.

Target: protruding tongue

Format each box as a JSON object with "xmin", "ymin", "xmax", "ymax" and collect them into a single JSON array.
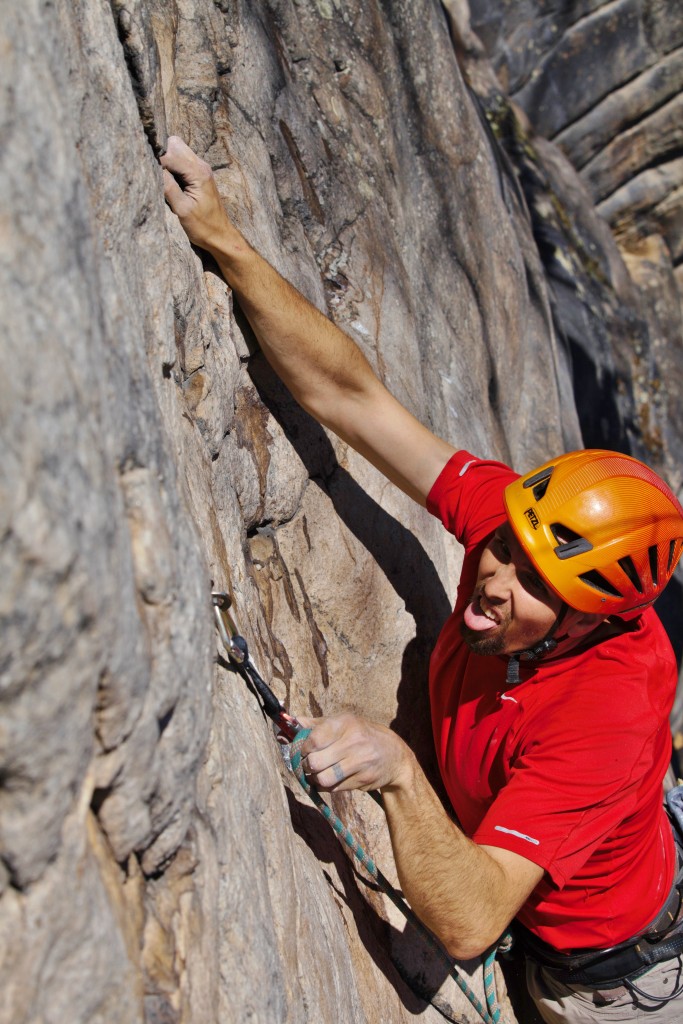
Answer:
[{"xmin": 463, "ymin": 598, "xmax": 497, "ymax": 632}]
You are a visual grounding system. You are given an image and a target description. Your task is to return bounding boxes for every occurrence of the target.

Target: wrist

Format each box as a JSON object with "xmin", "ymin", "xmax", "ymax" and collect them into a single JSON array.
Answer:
[
  {"xmin": 381, "ymin": 738, "xmax": 420, "ymax": 795},
  {"xmin": 206, "ymin": 225, "xmax": 257, "ymax": 283},
  {"xmin": 202, "ymin": 217, "xmax": 245, "ymax": 259}
]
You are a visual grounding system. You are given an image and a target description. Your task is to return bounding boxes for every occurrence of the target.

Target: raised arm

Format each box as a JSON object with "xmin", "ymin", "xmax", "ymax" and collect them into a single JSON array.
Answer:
[{"xmin": 160, "ymin": 137, "xmax": 455, "ymax": 505}]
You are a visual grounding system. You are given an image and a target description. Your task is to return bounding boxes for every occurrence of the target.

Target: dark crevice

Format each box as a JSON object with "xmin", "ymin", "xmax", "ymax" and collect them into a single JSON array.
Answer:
[
  {"xmin": 487, "ymin": 373, "xmax": 499, "ymax": 414},
  {"xmin": 90, "ymin": 786, "xmax": 111, "ymax": 817},
  {"xmin": 157, "ymin": 706, "xmax": 175, "ymax": 736},
  {"xmin": 245, "ymin": 503, "xmax": 301, "ymax": 537},
  {"xmin": 596, "ymin": 144, "xmax": 683, "ymax": 206},
  {"xmin": 294, "ymin": 568, "xmax": 330, "ymax": 689},
  {"xmin": 246, "ymin": 520, "xmax": 271, "ymax": 539},
  {"xmin": 109, "ymin": 0, "xmax": 167, "ymax": 157}
]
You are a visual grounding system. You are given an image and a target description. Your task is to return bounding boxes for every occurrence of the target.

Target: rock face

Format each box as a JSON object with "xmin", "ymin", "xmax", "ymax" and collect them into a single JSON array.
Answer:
[
  {"xmin": 0, "ymin": 2, "xmax": 679, "ymax": 1023},
  {"xmin": 467, "ymin": 0, "xmax": 683, "ymax": 486},
  {"xmin": 465, "ymin": 0, "xmax": 683, "ymax": 733}
]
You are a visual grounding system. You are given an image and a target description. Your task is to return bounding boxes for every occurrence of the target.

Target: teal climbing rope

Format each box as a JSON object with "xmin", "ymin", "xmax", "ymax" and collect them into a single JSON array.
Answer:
[
  {"xmin": 290, "ymin": 729, "xmax": 509, "ymax": 1024},
  {"xmin": 212, "ymin": 592, "xmax": 510, "ymax": 1024}
]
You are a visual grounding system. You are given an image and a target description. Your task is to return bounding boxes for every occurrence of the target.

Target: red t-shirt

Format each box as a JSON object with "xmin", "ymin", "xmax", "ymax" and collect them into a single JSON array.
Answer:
[{"xmin": 427, "ymin": 450, "xmax": 677, "ymax": 951}]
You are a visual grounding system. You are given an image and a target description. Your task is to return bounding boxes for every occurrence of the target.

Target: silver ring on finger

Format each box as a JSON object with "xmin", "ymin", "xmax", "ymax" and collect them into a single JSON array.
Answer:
[{"xmin": 332, "ymin": 762, "xmax": 344, "ymax": 784}]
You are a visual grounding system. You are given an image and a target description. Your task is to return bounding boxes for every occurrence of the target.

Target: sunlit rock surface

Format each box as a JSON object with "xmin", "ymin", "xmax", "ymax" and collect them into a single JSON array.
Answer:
[{"xmin": 0, "ymin": 1, "xmax": 679, "ymax": 1022}]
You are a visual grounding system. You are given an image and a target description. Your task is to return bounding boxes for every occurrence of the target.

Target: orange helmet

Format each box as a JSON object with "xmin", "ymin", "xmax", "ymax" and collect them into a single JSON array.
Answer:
[{"xmin": 503, "ymin": 450, "xmax": 683, "ymax": 616}]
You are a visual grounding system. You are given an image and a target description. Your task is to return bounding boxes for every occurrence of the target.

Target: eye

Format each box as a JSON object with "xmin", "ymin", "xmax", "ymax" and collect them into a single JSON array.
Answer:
[
  {"xmin": 522, "ymin": 571, "xmax": 548, "ymax": 596},
  {"xmin": 492, "ymin": 533, "xmax": 511, "ymax": 560}
]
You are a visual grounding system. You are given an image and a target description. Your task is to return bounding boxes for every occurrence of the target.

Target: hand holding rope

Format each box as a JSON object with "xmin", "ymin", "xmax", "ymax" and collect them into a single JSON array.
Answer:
[{"xmin": 212, "ymin": 591, "xmax": 511, "ymax": 1024}]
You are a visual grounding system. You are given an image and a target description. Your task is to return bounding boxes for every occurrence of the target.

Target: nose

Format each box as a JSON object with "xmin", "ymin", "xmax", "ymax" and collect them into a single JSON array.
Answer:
[{"xmin": 482, "ymin": 561, "xmax": 516, "ymax": 603}]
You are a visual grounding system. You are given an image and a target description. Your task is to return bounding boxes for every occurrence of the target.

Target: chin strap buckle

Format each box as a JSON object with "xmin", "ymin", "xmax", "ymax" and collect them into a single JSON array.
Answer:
[
  {"xmin": 506, "ymin": 655, "xmax": 520, "ymax": 684},
  {"xmin": 506, "ymin": 636, "xmax": 560, "ymax": 684}
]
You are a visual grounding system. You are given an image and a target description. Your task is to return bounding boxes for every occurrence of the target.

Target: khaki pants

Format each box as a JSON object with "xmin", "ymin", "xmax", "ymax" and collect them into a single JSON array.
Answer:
[{"xmin": 526, "ymin": 957, "xmax": 683, "ymax": 1022}]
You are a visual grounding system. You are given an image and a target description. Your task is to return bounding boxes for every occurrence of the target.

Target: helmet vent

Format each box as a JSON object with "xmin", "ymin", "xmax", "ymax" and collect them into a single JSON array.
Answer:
[
  {"xmin": 618, "ymin": 556, "xmax": 644, "ymax": 594},
  {"xmin": 523, "ymin": 467, "xmax": 554, "ymax": 503},
  {"xmin": 649, "ymin": 546, "xmax": 659, "ymax": 588},
  {"xmin": 667, "ymin": 539, "xmax": 678, "ymax": 573},
  {"xmin": 550, "ymin": 523, "xmax": 593, "ymax": 560},
  {"xmin": 579, "ymin": 570, "xmax": 623, "ymax": 598}
]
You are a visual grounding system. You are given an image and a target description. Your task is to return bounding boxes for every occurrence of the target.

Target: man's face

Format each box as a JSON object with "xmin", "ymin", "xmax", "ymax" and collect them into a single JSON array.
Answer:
[{"xmin": 461, "ymin": 521, "xmax": 563, "ymax": 656}]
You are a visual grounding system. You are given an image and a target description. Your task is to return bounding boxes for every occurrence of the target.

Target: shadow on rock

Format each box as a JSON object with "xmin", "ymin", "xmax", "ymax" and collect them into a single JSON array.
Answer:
[
  {"xmin": 285, "ymin": 787, "xmax": 483, "ymax": 1019},
  {"xmin": 243, "ymin": 335, "xmax": 453, "ymax": 797}
]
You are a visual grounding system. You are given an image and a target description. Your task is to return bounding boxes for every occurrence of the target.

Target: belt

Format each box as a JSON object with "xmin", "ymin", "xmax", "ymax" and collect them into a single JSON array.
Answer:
[
  {"xmin": 520, "ymin": 917, "xmax": 683, "ymax": 988},
  {"xmin": 520, "ymin": 837, "xmax": 683, "ymax": 988}
]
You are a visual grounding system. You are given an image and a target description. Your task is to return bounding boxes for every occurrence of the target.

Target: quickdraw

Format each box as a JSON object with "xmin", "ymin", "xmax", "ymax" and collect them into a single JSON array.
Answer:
[
  {"xmin": 213, "ymin": 591, "xmax": 302, "ymax": 740},
  {"xmin": 212, "ymin": 590, "xmax": 511, "ymax": 1024}
]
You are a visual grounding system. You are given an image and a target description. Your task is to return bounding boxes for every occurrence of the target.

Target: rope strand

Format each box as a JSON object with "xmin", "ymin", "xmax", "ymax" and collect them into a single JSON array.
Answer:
[
  {"xmin": 290, "ymin": 729, "xmax": 509, "ymax": 1024},
  {"xmin": 211, "ymin": 600, "xmax": 511, "ymax": 1024}
]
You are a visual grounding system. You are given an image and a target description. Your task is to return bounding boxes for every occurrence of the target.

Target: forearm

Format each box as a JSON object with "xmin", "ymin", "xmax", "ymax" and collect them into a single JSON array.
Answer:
[
  {"xmin": 161, "ymin": 137, "xmax": 456, "ymax": 503},
  {"xmin": 206, "ymin": 228, "xmax": 379, "ymax": 427},
  {"xmin": 382, "ymin": 752, "xmax": 524, "ymax": 959},
  {"xmin": 300, "ymin": 714, "xmax": 540, "ymax": 959},
  {"xmin": 207, "ymin": 229, "xmax": 454, "ymax": 501}
]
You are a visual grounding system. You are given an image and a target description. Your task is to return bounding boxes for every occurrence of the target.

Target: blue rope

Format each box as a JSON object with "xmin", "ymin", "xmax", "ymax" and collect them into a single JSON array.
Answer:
[{"xmin": 289, "ymin": 728, "xmax": 509, "ymax": 1024}]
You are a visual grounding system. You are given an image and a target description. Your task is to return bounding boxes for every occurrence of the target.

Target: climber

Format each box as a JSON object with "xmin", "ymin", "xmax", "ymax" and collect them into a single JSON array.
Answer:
[{"xmin": 161, "ymin": 136, "xmax": 683, "ymax": 1023}]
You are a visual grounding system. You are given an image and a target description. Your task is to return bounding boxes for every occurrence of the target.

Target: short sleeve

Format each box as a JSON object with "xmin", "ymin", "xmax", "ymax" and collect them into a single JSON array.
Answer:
[
  {"xmin": 426, "ymin": 451, "xmax": 518, "ymax": 551},
  {"xmin": 472, "ymin": 647, "xmax": 673, "ymax": 888}
]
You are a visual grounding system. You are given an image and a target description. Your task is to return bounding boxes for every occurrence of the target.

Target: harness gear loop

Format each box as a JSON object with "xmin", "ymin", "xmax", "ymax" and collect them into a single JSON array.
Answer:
[
  {"xmin": 212, "ymin": 590, "xmax": 511, "ymax": 1024},
  {"xmin": 624, "ymin": 973, "xmax": 683, "ymax": 1007}
]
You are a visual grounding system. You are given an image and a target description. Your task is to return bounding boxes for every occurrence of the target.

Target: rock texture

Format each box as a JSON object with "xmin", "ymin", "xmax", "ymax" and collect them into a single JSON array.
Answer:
[
  {"xmin": 0, "ymin": 2, "xmax": 679, "ymax": 1023},
  {"xmin": 466, "ymin": 0, "xmax": 683, "ymax": 473},
  {"xmin": 465, "ymin": 0, "xmax": 683, "ymax": 737}
]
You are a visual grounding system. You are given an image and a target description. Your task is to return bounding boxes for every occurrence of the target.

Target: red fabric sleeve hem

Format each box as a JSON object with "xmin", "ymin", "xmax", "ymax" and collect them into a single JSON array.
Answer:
[
  {"xmin": 426, "ymin": 450, "xmax": 477, "ymax": 519},
  {"xmin": 474, "ymin": 828, "xmax": 567, "ymax": 889}
]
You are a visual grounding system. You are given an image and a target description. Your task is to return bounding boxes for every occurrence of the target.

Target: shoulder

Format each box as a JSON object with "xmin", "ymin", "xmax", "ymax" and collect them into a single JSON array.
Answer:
[
  {"xmin": 427, "ymin": 451, "xmax": 518, "ymax": 508},
  {"xmin": 427, "ymin": 451, "xmax": 518, "ymax": 550}
]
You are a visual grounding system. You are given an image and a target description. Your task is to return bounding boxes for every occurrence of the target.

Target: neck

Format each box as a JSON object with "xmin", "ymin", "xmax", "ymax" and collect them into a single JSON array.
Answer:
[{"xmin": 539, "ymin": 617, "xmax": 624, "ymax": 660}]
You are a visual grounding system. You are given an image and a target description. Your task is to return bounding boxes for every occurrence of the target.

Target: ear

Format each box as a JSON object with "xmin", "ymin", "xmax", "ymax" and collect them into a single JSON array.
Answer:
[{"xmin": 563, "ymin": 609, "xmax": 608, "ymax": 638}]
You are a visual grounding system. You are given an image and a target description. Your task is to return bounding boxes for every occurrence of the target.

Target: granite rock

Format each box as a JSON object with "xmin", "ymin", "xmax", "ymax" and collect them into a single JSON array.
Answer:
[{"xmin": 1, "ymin": 1, "xmax": 680, "ymax": 1022}]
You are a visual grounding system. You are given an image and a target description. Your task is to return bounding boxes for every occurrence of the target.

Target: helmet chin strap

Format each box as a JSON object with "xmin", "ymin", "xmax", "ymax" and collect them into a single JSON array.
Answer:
[{"xmin": 506, "ymin": 603, "xmax": 569, "ymax": 684}]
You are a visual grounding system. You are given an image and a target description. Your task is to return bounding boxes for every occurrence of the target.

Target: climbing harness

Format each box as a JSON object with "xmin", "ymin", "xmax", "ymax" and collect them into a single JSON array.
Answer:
[
  {"xmin": 518, "ymin": 795, "xmax": 683, "ymax": 1003},
  {"xmin": 212, "ymin": 591, "xmax": 511, "ymax": 1024}
]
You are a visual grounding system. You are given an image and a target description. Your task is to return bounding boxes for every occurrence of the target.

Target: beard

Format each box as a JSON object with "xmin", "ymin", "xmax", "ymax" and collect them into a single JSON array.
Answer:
[
  {"xmin": 459, "ymin": 619, "xmax": 508, "ymax": 656},
  {"xmin": 459, "ymin": 591, "xmax": 513, "ymax": 656}
]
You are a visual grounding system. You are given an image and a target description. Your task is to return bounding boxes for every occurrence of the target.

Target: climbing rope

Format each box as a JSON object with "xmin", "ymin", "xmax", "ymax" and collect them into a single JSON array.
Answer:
[
  {"xmin": 213, "ymin": 591, "xmax": 510, "ymax": 1024},
  {"xmin": 289, "ymin": 729, "xmax": 507, "ymax": 1024}
]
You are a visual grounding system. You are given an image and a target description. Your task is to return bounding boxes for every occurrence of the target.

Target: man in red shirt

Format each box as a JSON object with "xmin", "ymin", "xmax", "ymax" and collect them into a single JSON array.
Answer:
[{"xmin": 161, "ymin": 137, "xmax": 683, "ymax": 1021}]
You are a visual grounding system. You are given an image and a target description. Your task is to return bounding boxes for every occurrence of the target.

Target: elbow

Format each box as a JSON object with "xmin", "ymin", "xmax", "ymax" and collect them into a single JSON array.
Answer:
[
  {"xmin": 443, "ymin": 937, "xmax": 487, "ymax": 962},
  {"xmin": 441, "ymin": 924, "xmax": 503, "ymax": 962}
]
